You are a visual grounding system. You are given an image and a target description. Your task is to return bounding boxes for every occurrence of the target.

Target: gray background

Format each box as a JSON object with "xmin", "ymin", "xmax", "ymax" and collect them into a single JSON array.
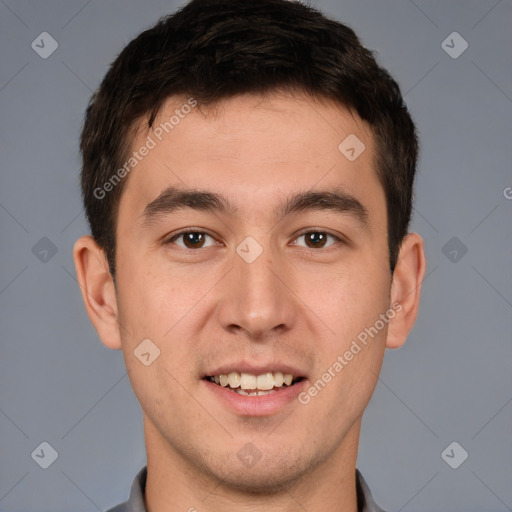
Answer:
[{"xmin": 0, "ymin": 0, "xmax": 511, "ymax": 511}]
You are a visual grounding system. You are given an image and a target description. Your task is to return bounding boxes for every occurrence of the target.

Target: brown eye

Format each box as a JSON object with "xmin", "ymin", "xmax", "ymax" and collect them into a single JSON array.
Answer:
[
  {"xmin": 293, "ymin": 231, "xmax": 340, "ymax": 249},
  {"xmin": 167, "ymin": 231, "xmax": 215, "ymax": 249},
  {"xmin": 304, "ymin": 232, "xmax": 328, "ymax": 248}
]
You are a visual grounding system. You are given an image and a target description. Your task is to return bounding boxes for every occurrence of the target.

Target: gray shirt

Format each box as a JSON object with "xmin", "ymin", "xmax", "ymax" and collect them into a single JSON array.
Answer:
[{"xmin": 106, "ymin": 466, "xmax": 386, "ymax": 512}]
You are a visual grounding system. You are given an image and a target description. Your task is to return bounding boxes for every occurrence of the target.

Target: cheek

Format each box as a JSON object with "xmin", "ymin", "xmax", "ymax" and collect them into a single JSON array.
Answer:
[
  {"xmin": 115, "ymin": 256, "xmax": 208, "ymax": 402},
  {"xmin": 305, "ymin": 258, "xmax": 391, "ymax": 340},
  {"xmin": 300, "ymin": 256, "xmax": 390, "ymax": 403},
  {"xmin": 116, "ymin": 253, "xmax": 196, "ymax": 339}
]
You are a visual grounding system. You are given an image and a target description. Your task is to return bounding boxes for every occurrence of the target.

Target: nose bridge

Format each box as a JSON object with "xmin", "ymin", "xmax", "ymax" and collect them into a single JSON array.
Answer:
[{"xmin": 218, "ymin": 238, "xmax": 296, "ymax": 338}]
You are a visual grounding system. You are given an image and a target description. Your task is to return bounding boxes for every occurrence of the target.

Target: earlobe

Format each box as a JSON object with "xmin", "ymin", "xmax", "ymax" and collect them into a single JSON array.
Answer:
[
  {"xmin": 73, "ymin": 235, "xmax": 122, "ymax": 350},
  {"xmin": 386, "ymin": 233, "xmax": 426, "ymax": 349}
]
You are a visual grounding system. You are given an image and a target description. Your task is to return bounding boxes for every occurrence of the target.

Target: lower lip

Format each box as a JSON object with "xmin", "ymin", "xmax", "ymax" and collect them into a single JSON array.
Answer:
[{"xmin": 203, "ymin": 378, "xmax": 308, "ymax": 416}]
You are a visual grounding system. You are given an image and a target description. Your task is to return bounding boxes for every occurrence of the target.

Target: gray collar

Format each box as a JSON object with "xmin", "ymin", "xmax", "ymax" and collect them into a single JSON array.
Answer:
[{"xmin": 107, "ymin": 466, "xmax": 386, "ymax": 512}]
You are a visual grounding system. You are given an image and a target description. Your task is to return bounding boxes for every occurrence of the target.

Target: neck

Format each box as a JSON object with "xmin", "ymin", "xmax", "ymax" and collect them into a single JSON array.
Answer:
[{"xmin": 143, "ymin": 416, "xmax": 361, "ymax": 512}]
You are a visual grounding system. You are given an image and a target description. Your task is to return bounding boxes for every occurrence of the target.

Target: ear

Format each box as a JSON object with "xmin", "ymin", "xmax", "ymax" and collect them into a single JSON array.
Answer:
[
  {"xmin": 73, "ymin": 235, "xmax": 122, "ymax": 350},
  {"xmin": 386, "ymin": 233, "xmax": 426, "ymax": 349}
]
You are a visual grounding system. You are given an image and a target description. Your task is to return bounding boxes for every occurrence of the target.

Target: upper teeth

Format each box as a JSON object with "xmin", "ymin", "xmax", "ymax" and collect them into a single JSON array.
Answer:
[{"xmin": 210, "ymin": 372, "xmax": 295, "ymax": 390}]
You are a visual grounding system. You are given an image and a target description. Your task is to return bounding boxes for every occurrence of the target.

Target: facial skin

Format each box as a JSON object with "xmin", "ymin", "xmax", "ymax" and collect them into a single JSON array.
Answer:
[{"xmin": 74, "ymin": 92, "xmax": 426, "ymax": 512}]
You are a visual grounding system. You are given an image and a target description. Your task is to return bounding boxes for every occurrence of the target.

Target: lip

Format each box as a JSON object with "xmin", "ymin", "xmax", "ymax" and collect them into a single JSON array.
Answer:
[{"xmin": 203, "ymin": 377, "xmax": 308, "ymax": 416}]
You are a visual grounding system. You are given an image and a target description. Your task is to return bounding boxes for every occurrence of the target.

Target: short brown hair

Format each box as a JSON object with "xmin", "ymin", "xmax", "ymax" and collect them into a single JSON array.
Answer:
[{"xmin": 80, "ymin": 0, "xmax": 418, "ymax": 277}]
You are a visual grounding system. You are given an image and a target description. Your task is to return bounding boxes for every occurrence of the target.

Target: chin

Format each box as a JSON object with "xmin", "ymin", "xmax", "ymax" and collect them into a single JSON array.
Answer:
[
  {"xmin": 217, "ymin": 464, "xmax": 306, "ymax": 495},
  {"xmin": 203, "ymin": 445, "xmax": 326, "ymax": 496}
]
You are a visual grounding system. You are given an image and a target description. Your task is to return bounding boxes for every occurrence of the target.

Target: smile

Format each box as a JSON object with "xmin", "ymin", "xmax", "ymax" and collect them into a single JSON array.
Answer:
[{"xmin": 206, "ymin": 371, "xmax": 304, "ymax": 396}]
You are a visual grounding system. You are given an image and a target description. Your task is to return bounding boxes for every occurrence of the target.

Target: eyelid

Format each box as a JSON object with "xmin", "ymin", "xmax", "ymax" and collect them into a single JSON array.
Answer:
[
  {"xmin": 291, "ymin": 228, "xmax": 345, "ymax": 248},
  {"xmin": 165, "ymin": 228, "xmax": 219, "ymax": 249},
  {"xmin": 165, "ymin": 227, "xmax": 346, "ymax": 250}
]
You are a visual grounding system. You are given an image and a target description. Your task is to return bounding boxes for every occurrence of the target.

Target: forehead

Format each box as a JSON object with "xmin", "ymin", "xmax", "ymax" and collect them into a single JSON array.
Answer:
[{"xmin": 118, "ymin": 92, "xmax": 383, "ymax": 225}]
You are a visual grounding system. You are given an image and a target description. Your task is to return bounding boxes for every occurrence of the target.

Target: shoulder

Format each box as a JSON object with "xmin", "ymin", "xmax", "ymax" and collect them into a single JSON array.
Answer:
[
  {"xmin": 356, "ymin": 469, "xmax": 387, "ymax": 512},
  {"xmin": 104, "ymin": 466, "xmax": 148, "ymax": 512}
]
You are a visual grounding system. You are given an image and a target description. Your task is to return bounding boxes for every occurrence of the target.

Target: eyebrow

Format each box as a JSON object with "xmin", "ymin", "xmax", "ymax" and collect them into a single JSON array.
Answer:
[{"xmin": 141, "ymin": 185, "xmax": 369, "ymax": 229}]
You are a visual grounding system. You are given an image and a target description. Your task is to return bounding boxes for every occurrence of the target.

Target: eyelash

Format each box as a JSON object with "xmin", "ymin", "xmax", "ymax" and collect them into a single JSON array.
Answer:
[{"xmin": 164, "ymin": 228, "xmax": 345, "ymax": 251}]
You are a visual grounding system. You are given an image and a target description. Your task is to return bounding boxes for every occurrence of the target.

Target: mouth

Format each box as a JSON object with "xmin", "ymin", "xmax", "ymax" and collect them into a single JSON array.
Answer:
[{"xmin": 204, "ymin": 371, "xmax": 305, "ymax": 396}]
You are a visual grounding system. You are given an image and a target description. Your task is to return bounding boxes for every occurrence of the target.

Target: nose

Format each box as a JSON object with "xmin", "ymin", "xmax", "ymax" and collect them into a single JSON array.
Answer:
[{"xmin": 216, "ymin": 242, "xmax": 298, "ymax": 340}]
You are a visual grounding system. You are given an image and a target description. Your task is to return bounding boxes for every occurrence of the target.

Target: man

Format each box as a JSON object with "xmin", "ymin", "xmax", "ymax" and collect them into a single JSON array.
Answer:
[{"xmin": 73, "ymin": 0, "xmax": 426, "ymax": 510}]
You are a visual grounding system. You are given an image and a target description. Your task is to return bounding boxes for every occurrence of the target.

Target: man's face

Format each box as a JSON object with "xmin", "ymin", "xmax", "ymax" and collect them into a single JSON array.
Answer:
[{"xmin": 114, "ymin": 93, "xmax": 392, "ymax": 491}]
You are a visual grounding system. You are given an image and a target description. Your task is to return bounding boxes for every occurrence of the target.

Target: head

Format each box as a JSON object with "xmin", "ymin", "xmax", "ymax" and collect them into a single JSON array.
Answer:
[{"xmin": 74, "ymin": 0, "xmax": 425, "ymax": 497}]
